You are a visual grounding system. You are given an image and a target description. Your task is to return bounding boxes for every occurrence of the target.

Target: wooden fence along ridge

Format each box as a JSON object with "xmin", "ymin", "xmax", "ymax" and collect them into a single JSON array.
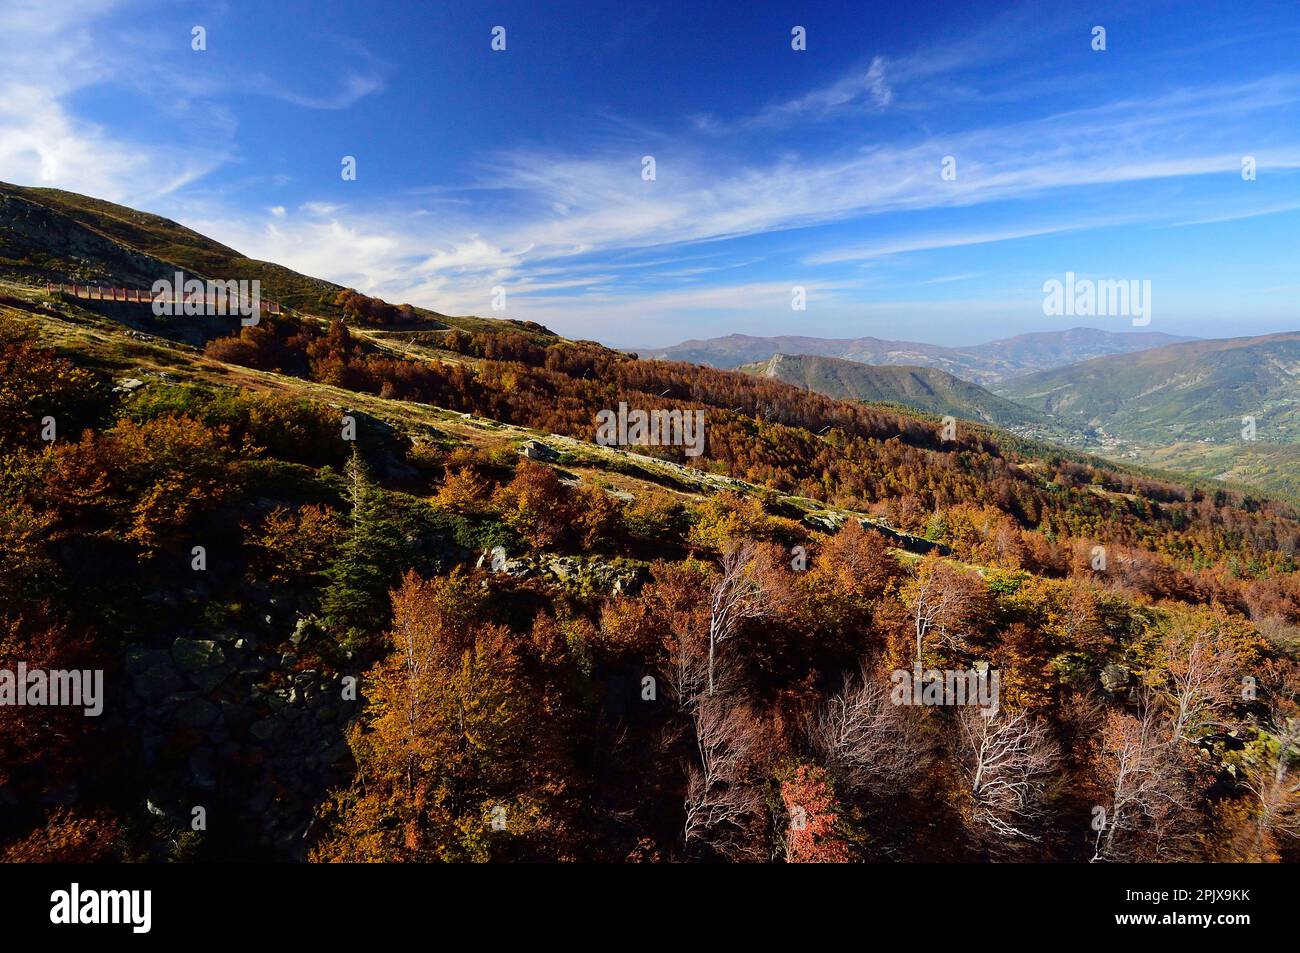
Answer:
[{"xmin": 45, "ymin": 283, "xmax": 284, "ymax": 315}]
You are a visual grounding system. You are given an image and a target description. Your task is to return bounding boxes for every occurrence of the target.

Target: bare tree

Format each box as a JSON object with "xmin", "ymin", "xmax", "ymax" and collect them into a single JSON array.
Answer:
[
  {"xmin": 1092, "ymin": 698, "xmax": 1194, "ymax": 862},
  {"xmin": 705, "ymin": 542, "xmax": 781, "ymax": 696},
  {"xmin": 657, "ymin": 547, "xmax": 775, "ymax": 859},
  {"xmin": 809, "ymin": 663, "xmax": 928, "ymax": 796},
  {"xmin": 907, "ymin": 556, "xmax": 984, "ymax": 663},
  {"xmin": 663, "ymin": 622, "xmax": 708, "ymax": 713},
  {"xmin": 683, "ymin": 698, "xmax": 768, "ymax": 861},
  {"xmin": 1161, "ymin": 627, "xmax": 1241, "ymax": 743},
  {"xmin": 663, "ymin": 621, "xmax": 742, "ymax": 714},
  {"xmin": 956, "ymin": 706, "xmax": 1060, "ymax": 847}
]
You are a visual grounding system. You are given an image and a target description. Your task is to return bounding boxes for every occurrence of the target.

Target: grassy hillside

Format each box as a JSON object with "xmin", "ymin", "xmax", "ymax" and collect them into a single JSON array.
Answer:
[{"xmin": 0, "ymin": 181, "xmax": 542, "ymax": 337}]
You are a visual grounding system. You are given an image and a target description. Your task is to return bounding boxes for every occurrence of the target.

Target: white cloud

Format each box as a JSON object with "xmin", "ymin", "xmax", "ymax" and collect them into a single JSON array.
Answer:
[
  {"xmin": 761, "ymin": 56, "xmax": 894, "ymax": 122},
  {"xmin": 257, "ymin": 69, "xmax": 386, "ymax": 110},
  {"xmin": 805, "ymin": 225, "xmax": 1074, "ymax": 266},
  {"xmin": 0, "ymin": 1, "xmax": 228, "ymax": 203},
  {"xmin": 0, "ymin": 0, "xmax": 385, "ymax": 205},
  {"xmin": 454, "ymin": 75, "xmax": 1300, "ymax": 272},
  {"xmin": 5, "ymin": 1, "xmax": 1298, "ymax": 348},
  {"xmin": 178, "ymin": 63, "xmax": 1300, "ymax": 343}
]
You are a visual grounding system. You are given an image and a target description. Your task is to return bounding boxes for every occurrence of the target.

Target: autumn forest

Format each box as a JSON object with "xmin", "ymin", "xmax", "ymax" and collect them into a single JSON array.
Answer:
[{"xmin": 1, "ymin": 275, "xmax": 1297, "ymax": 866}]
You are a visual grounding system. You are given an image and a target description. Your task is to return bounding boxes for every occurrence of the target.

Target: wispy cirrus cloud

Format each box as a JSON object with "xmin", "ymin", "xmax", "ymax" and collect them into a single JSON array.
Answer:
[
  {"xmin": 450, "ymin": 73, "xmax": 1300, "ymax": 269},
  {"xmin": 182, "ymin": 59, "xmax": 1300, "ymax": 343},
  {"xmin": 756, "ymin": 55, "xmax": 894, "ymax": 125},
  {"xmin": 6, "ymin": 0, "xmax": 1297, "ymax": 346},
  {"xmin": 0, "ymin": 0, "xmax": 386, "ymax": 203},
  {"xmin": 263, "ymin": 69, "xmax": 387, "ymax": 110},
  {"xmin": 0, "ymin": 0, "xmax": 228, "ymax": 202}
]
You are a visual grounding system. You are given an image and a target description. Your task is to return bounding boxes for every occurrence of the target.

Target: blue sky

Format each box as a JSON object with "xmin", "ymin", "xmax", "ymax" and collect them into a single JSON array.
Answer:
[{"xmin": 1, "ymin": 0, "xmax": 1298, "ymax": 347}]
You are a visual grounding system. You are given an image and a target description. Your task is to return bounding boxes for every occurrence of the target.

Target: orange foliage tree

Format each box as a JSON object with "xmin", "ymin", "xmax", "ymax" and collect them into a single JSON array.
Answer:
[
  {"xmin": 780, "ymin": 764, "xmax": 854, "ymax": 862},
  {"xmin": 311, "ymin": 570, "xmax": 581, "ymax": 861}
]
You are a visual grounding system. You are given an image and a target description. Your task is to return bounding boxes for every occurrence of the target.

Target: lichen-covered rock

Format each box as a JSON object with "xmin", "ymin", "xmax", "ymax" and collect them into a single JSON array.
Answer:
[
  {"xmin": 519, "ymin": 439, "xmax": 561, "ymax": 461},
  {"xmin": 1100, "ymin": 663, "xmax": 1132, "ymax": 693}
]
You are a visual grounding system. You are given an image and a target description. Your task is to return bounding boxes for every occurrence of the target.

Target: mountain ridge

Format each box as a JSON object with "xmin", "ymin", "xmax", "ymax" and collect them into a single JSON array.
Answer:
[
  {"xmin": 0, "ymin": 180, "xmax": 545, "ymax": 338},
  {"xmin": 995, "ymin": 330, "xmax": 1300, "ymax": 442},
  {"xmin": 738, "ymin": 352, "xmax": 1050, "ymax": 429},
  {"xmin": 637, "ymin": 327, "xmax": 1196, "ymax": 383}
]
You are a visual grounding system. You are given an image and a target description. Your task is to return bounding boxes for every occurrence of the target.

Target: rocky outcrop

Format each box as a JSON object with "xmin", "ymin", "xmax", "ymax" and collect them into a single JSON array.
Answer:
[
  {"xmin": 0, "ymin": 190, "xmax": 174, "ymax": 286},
  {"xmin": 1100, "ymin": 663, "xmax": 1132, "ymax": 694},
  {"xmin": 519, "ymin": 439, "xmax": 561, "ymax": 462},
  {"xmin": 474, "ymin": 550, "xmax": 649, "ymax": 597}
]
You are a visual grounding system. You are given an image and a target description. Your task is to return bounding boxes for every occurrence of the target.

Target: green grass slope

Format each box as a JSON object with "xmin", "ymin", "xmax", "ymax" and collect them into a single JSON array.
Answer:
[{"xmin": 994, "ymin": 331, "xmax": 1300, "ymax": 443}]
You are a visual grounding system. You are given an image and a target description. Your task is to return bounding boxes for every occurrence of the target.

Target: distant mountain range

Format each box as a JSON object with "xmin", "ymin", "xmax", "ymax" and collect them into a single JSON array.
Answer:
[
  {"xmin": 993, "ymin": 332, "xmax": 1300, "ymax": 496},
  {"xmin": 636, "ymin": 327, "xmax": 1194, "ymax": 384},
  {"xmin": 732, "ymin": 331, "xmax": 1300, "ymax": 498},
  {"xmin": 993, "ymin": 331, "xmax": 1300, "ymax": 444},
  {"xmin": 739, "ymin": 354, "xmax": 1048, "ymax": 429}
]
